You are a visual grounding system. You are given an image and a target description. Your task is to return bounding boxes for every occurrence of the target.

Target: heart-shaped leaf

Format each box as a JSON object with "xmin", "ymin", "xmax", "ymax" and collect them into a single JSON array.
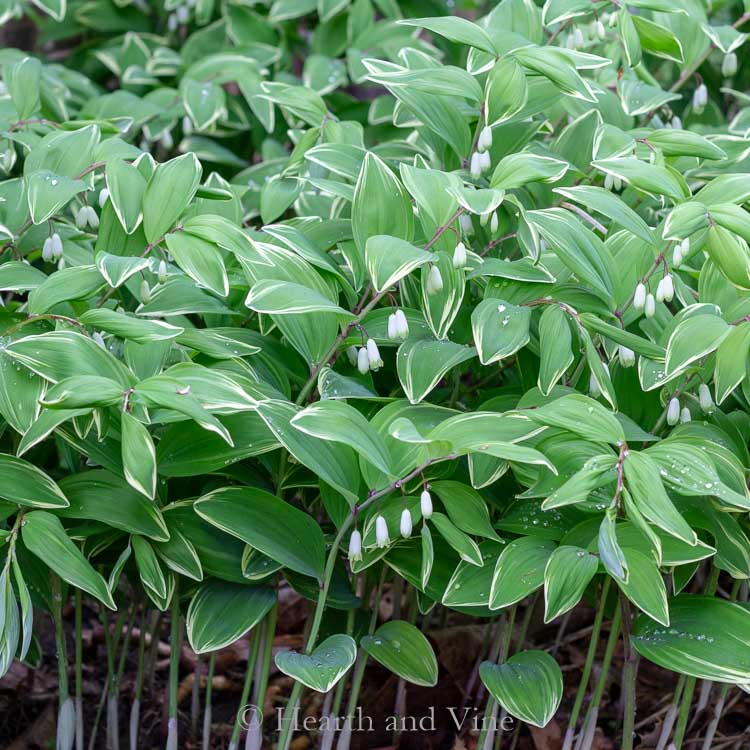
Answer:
[
  {"xmin": 480, "ymin": 650, "xmax": 563, "ymax": 728},
  {"xmin": 275, "ymin": 634, "xmax": 357, "ymax": 692}
]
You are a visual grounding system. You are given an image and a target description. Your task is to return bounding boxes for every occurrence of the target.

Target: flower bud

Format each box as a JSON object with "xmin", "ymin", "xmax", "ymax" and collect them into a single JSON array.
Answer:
[
  {"xmin": 75, "ymin": 206, "xmax": 89, "ymax": 229},
  {"xmin": 699, "ymin": 383, "xmax": 714, "ymax": 413},
  {"xmin": 680, "ymin": 407, "xmax": 691, "ymax": 424},
  {"xmin": 672, "ymin": 243, "xmax": 683, "ymax": 268},
  {"xmin": 470, "ymin": 151, "xmax": 482, "ymax": 179},
  {"xmin": 57, "ymin": 257, "xmax": 66, "ymax": 270},
  {"xmin": 426, "ymin": 265, "xmax": 443, "ymax": 295},
  {"xmin": 604, "ymin": 173, "xmax": 614, "ymax": 190},
  {"xmin": 357, "ymin": 346, "xmax": 370, "ymax": 374},
  {"xmin": 87, "ymin": 206, "xmax": 99, "ymax": 229},
  {"xmin": 573, "ymin": 27, "xmax": 584, "ymax": 48},
  {"xmin": 348, "ymin": 529, "xmax": 362, "ymax": 561},
  {"xmin": 613, "ymin": 176, "xmax": 622, "ymax": 191},
  {"xmin": 140, "ymin": 279, "xmax": 151, "ymax": 304},
  {"xmin": 479, "ymin": 126, "xmax": 493, "ymax": 152},
  {"xmin": 453, "ymin": 241, "xmax": 467, "ymax": 269},
  {"xmin": 98, "ymin": 188, "xmax": 109, "ymax": 208},
  {"xmin": 667, "ymin": 397, "xmax": 680, "ymax": 426},
  {"xmin": 420, "ymin": 489, "xmax": 433, "ymax": 519},
  {"xmin": 346, "ymin": 345, "xmax": 359, "ymax": 366},
  {"xmin": 680, "ymin": 237, "xmax": 690, "ymax": 259},
  {"xmin": 400, "ymin": 508, "xmax": 413, "ymax": 538},
  {"xmin": 366, "ymin": 339, "xmax": 383, "ymax": 370},
  {"xmin": 167, "ymin": 12, "xmax": 178, "ymax": 30},
  {"xmin": 182, "ymin": 115, "xmax": 193, "ymax": 135},
  {"xmin": 619, "ymin": 345, "xmax": 635, "ymax": 367},
  {"xmin": 595, "ymin": 19, "xmax": 606, "ymax": 40},
  {"xmin": 394, "ymin": 309, "xmax": 409, "ymax": 339},
  {"xmin": 490, "ymin": 212, "xmax": 498, "ymax": 234},
  {"xmin": 158, "ymin": 259, "xmax": 168, "ymax": 284},
  {"xmin": 644, "ymin": 293, "xmax": 656, "ymax": 318},
  {"xmin": 722, "ymin": 52, "xmax": 738, "ymax": 77},
  {"xmin": 176, "ymin": 4, "xmax": 189, "ymax": 23},
  {"xmin": 661, "ymin": 274, "xmax": 674, "ymax": 302},
  {"xmin": 51, "ymin": 233, "xmax": 63, "ymax": 259},
  {"xmin": 161, "ymin": 129, "xmax": 174, "ymax": 150},
  {"xmin": 693, "ymin": 84, "xmax": 708, "ymax": 113},
  {"xmin": 633, "ymin": 282, "xmax": 647, "ymax": 310},
  {"xmin": 42, "ymin": 236, "xmax": 54, "ymax": 262},
  {"xmin": 671, "ymin": 116, "xmax": 682, "ymax": 130},
  {"xmin": 480, "ymin": 211, "xmax": 490, "ymax": 227},
  {"xmin": 92, "ymin": 331, "xmax": 106, "ymax": 349},
  {"xmin": 375, "ymin": 515, "xmax": 390, "ymax": 548},
  {"xmin": 459, "ymin": 213, "xmax": 473, "ymax": 234},
  {"xmin": 387, "ymin": 313, "xmax": 398, "ymax": 340},
  {"xmin": 479, "ymin": 150, "xmax": 491, "ymax": 172}
]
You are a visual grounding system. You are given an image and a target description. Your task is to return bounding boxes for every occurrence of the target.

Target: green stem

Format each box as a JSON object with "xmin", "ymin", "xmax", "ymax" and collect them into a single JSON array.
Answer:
[
  {"xmin": 672, "ymin": 678, "xmax": 696, "ymax": 750},
  {"xmin": 275, "ymin": 455, "xmax": 454, "ymax": 749},
  {"xmin": 576, "ymin": 598, "xmax": 622, "ymax": 750},
  {"xmin": 620, "ymin": 595, "xmax": 639, "ymax": 750},
  {"xmin": 335, "ymin": 566, "xmax": 387, "ymax": 750},
  {"xmin": 476, "ymin": 606, "xmax": 516, "ymax": 750},
  {"xmin": 252, "ymin": 603, "xmax": 278, "ymax": 709},
  {"xmin": 52, "ymin": 576, "xmax": 70, "ymax": 702},
  {"xmin": 564, "ymin": 577, "xmax": 611, "ymax": 750},
  {"xmin": 75, "ymin": 590, "xmax": 84, "ymax": 750},
  {"xmin": 202, "ymin": 653, "xmax": 216, "ymax": 750},
  {"xmin": 168, "ymin": 580, "xmax": 181, "ymax": 746},
  {"xmin": 229, "ymin": 628, "xmax": 262, "ymax": 748}
]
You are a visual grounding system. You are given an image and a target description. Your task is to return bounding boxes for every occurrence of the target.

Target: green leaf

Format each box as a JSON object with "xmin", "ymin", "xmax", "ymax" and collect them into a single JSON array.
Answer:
[
  {"xmin": 361, "ymin": 620, "xmax": 438, "ymax": 686},
  {"xmin": 485, "ymin": 57, "xmax": 528, "ymax": 126},
  {"xmin": 623, "ymin": 451, "xmax": 696, "ymax": 545},
  {"xmin": 195, "ymin": 486, "xmax": 326, "ymax": 579},
  {"xmin": 142, "ymin": 153, "xmax": 202, "ymax": 243},
  {"xmin": 538, "ymin": 304, "xmax": 573, "ymax": 396},
  {"xmin": 592, "ymin": 158, "xmax": 688, "ymax": 202},
  {"xmin": 526, "ymin": 394, "xmax": 625, "ymax": 444},
  {"xmin": 665, "ymin": 313, "xmax": 730, "ymax": 376},
  {"xmin": 21, "ymin": 511, "xmax": 115, "ymax": 609},
  {"xmin": 121, "ymin": 411, "xmax": 157, "ymax": 500},
  {"xmin": 39, "ymin": 375, "xmax": 123, "ymax": 409},
  {"xmin": 715, "ymin": 322, "xmax": 750, "ymax": 403},
  {"xmin": 491, "ymin": 153, "xmax": 568, "ymax": 191},
  {"xmin": 633, "ymin": 595, "xmax": 750, "ymax": 684},
  {"xmin": 6, "ymin": 56, "xmax": 42, "ymax": 119},
  {"xmin": 291, "ymin": 400, "xmax": 394, "ymax": 477},
  {"xmin": 131, "ymin": 535, "xmax": 168, "ymax": 604},
  {"xmin": 479, "ymin": 651, "xmax": 563, "ymax": 728},
  {"xmin": 26, "ymin": 171, "xmax": 86, "ymax": 225},
  {"xmin": 430, "ymin": 481, "xmax": 499, "ymax": 540},
  {"xmin": 105, "ymin": 158, "xmax": 146, "ymax": 234},
  {"xmin": 5, "ymin": 331, "xmax": 134, "ymax": 388},
  {"xmin": 352, "ymin": 152, "xmax": 413, "ymax": 255},
  {"xmin": 543, "ymin": 546, "xmax": 598, "ymax": 623},
  {"xmin": 490, "ymin": 536, "xmax": 556, "ymax": 610},
  {"xmin": 0, "ymin": 454, "xmax": 69, "ymax": 509},
  {"xmin": 27, "ymin": 266, "xmax": 105, "ymax": 314},
  {"xmin": 430, "ymin": 512, "xmax": 483, "ymax": 566},
  {"xmin": 365, "ymin": 235, "xmax": 437, "ymax": 293},
  {"xmin": 617, "ymin": 546, "xmax": 669, "ymax": 626},
  {"xmin": 275, "ymin": 634, "xmax": 356, "ymax": 692},
  {"xmin": 187, "ymin": 581, "xmax": 275, "ymax": 653},
  {"xmin": 396, "ymin": 339, "xmax": 476, "ymax": 405},
  {"xmin": 472, "ymin": 298, "xmax": 531, "ymax": 365},
  {"xmin": 79, "ymin": 309, "xmax": 183, "ymax": 344},
  {"xmin": 245, "ymin": 279, "xmax": 353, "ymax": 318},
  {"xmin": 165, "ymin": 230, "xmax": 228, "ymax": 297},
  {"xmin": 398, "ymin": 17, "xmax": 496, "ymax": 54}
]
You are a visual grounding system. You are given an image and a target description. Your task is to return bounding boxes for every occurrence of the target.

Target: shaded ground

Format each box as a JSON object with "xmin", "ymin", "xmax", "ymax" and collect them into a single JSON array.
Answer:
[{"xmin": 2, "ymin": 582, "xmax": 749, "ymax": 750}]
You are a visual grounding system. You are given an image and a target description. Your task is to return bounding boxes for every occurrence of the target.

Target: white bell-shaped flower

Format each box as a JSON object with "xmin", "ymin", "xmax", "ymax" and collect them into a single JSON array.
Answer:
[
  {"xmin": 357, "ymin": 346, "xmax": 370, "ymax": 375},
  {"xmin": 426, "ymin": 265, "xmax": 443, "ymax": 295},
  {"xmin": 400, "ymin": 508, "xmax": 413, "ymax": 539},
  {"xmin": 633, "ymin": 282, "xmax": 647, "ymax": 310},
  {"xmin": 644, "ymin": 293, "xmax": 656, "ymax": 319},
  {"xmin": 667, "ymin": 397, "xmax": 680, "ymax": 426},
  {"xmin": 348, "ymin": 529, "xmax": 362, "ymax": 562},
  {"xmin": 394, "ymin": 309, "xmax": 409, "ymax": 339},
  {"xmin": 452, "ymin": 242, "xmax": 467, "ymax": 269},
  {"xmin": 375, "ymin": 515, "xmax": 390, "ymax": 548},
  {"xmin": 699, "ymin": 383, "xmax": 714, "ymax": 413},
  {"xmin": 420, "ymin": 489, "xmax": 433, "ymax": 519}
]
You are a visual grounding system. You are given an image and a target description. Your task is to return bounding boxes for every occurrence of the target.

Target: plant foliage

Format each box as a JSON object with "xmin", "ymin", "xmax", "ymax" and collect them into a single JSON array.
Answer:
[{"xmin": 1, "ymin": 0, "xmax": 750, "ymax": 748}]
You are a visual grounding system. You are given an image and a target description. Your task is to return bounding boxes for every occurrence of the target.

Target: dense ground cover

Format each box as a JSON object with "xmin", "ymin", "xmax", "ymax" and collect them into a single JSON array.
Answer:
[{"xmin": 1, "ymin": 0, "xmax": 750, "ymax": 748}]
